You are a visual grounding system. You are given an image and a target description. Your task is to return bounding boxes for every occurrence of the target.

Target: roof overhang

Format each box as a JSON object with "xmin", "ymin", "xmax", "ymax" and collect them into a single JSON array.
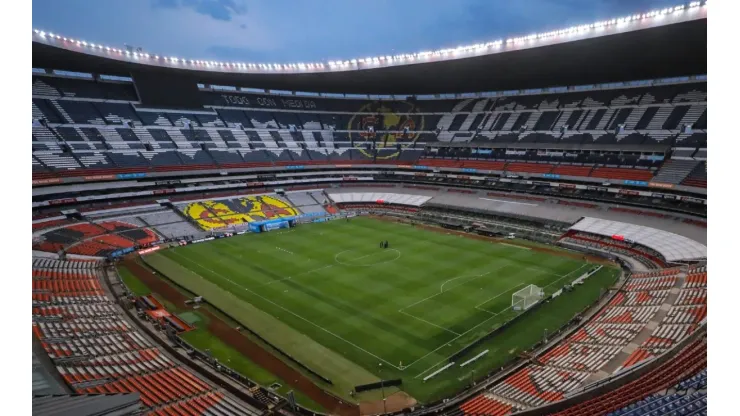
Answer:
[
  {"xmin": 569, "ymin": 217, "xmax": 707, "ymax": 262},
  {"xmin": 32, "ymin": 13, "xmax": 706, "ymax": 95}
]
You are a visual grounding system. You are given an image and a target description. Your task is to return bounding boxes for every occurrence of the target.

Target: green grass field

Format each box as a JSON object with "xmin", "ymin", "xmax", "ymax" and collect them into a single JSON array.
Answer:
[
  {"xmin": 145, "ymin": 217, "xmax": 619, "ymax": 403},
  {"xmin": 116, "ymin": 266, "xmax": 326, "ymax": 412}
]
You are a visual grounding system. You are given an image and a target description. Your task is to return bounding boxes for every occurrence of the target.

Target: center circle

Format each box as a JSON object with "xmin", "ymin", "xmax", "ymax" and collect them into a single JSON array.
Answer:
[{"xmin": 334, "ymin": 249, "xmax": 401, "ymax": 267}]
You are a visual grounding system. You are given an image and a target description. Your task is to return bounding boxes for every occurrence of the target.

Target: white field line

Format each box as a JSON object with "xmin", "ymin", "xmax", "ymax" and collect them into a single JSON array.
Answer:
[
  {"xmin": 275, "ymin": 246, "xmax": 294, "ymax": 255},
  {"xmin": 479, "ymin": 197, "xmax": 539, "ymax": 207},
  {"xmin": 335, "ymin": 249, "xmax": 402, "ymax": 267},
  {"xmin": 169, "ymin": 236, "xmax": 593, "ymax": 375},
  {"xmin": 542, "ymin": 263, "xmax": 591, "ymax": 290},
  {"xmin": 167, "ymin": 250, "xmax": 404, "ymax": 370},
  {"xmin": 399, "ymin": 310, "xmax": 461, "ymax": 336},
  {"xmin": 440, "ymin": 271, "xmax": 491, "ymax": 294},
  {"xmin": 400, "ymin": 266, "xmax": 507, "ymax": 312},
  {"xmin": 499, "ymin": 242, "xmax": 530, "ymax": 250},
  {"xmin": 408, "ymin": 306, "xmax": 510, "ymax": 377},
  {"xmin": 258, "ymin": 264, "xmax": 335, "ymax": 287},
  {"xmin": 475, "ymin": 282, "xmax": 528, "ymax": 310},
  {"xmin": 411, "ymin": 263, "xmax": 593, "ymax": 378},
  {"xmin": 404, "ymin": 282, "xmax": 527, "ymax": 375},
  {"xmin": 348, "ymin": 251, "xmax": 388, "ymax": 262}
]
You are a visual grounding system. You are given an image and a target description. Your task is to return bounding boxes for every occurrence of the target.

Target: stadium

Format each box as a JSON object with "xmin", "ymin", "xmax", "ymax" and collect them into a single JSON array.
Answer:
[{"xmin": 30, "ymin": 2, "xmax": 708, "ymax": 416}]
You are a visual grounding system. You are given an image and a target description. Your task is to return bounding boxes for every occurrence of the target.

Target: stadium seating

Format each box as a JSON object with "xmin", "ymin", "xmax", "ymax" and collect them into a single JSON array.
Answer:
[
  {"xmin": 30, "ymin": 76, "xmax": 708, "ymax": 190},
  {"xmin": 32, "ymin": 258, "xmax": 258, "ymax": 415},
  {"xmin": 180, "ymin": 195, "xmax": 300, "ymax": 231},
  {"xmin": 589, "ymin": 167, "xmax": 654, "ymax": 182},
  {"xmin": 559, "ymin": 232, "xmax": 666, "ymax": 269},
  {"xmin": 33, "ymin": 220, "xmax": 160, "ymax": 256},
  {"xmin": 651, "ymin": 158, "xmax": 701, "ymax": 184},
  {"xmin": 459, "ymin": 263, "xmax": 699, "ymax": 415},
  {"xmin": 620, "ymin": 266, "xmax": 707, "ymax": 369},
  {"xmin": 680, "ymin": 161, "xmax": 707, "ymax": 188},
  {"xmin": 549, "ymin": 338, "xmax": 706, "ymax": 416},
  {"xmin": 137, "ymin": 210, "xmax": 202, "ymax": 238}
]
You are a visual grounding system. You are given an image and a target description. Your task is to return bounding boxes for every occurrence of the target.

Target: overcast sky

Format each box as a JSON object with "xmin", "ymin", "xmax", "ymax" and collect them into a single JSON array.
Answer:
[{"xmin": 32, "ymin": 0, "xmax": 679, "ymax": 63}]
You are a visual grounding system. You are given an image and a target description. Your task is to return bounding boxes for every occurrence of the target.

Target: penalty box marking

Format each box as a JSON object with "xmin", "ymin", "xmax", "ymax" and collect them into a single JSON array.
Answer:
[{"xmin": 412, "ymin": 262, "xmax": 594, "ymax": 377}]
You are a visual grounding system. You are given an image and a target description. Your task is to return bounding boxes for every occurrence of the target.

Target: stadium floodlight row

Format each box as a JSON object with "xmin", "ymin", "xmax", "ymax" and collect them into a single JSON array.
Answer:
[{"xmin": 32, "ymin": 2, "xmax": 707, "ymax": 74}]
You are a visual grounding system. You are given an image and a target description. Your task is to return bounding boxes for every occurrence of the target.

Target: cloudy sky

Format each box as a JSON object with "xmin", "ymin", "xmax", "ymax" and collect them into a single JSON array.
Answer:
[{"xmin": 32, "ymin": 0, "xmax": 679, "ymax": 63}]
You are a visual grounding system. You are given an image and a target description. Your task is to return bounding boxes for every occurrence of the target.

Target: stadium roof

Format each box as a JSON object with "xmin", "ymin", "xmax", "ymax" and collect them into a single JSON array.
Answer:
[
  {"xmin": 32, "ymin": 4, "xmax": 707, "ymax": 95},
  {"xmin": 569, "ymin": 217, "xmax": 707, "ymax": 262}
]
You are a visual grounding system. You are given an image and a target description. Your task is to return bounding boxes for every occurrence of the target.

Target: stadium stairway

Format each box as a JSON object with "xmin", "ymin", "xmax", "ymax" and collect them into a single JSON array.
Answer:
[
  {"xmin": 651, "ymin": 159, "xmax": 701, "ymax": 184},
  {"xmin": 680, "ymin": 161, "xmax": 707, "ymax": 188}
]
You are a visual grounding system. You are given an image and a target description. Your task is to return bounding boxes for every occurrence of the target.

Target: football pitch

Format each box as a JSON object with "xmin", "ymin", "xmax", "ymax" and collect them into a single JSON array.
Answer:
[{"xmin": 144, "ymin": 216, "xmax": 619, "ymax": 402}]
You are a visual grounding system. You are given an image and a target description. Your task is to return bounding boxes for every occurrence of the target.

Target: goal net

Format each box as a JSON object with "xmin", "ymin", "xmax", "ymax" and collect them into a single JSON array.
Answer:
[{"xmin": 512, "ymin": 284, "xmax": 545, "ymax": 311}]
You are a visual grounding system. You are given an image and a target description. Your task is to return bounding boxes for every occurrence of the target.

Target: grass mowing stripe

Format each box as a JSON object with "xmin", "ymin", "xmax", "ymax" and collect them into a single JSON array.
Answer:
[
  {"xmin": 117, "ymin": 266, "xmax": 152, "ymax": 296},
  {"xmin": 157, "ymin": 216, "xmax": 618, "ymax": 403},
  {"xmin": 165, "ymin": 249, "xmax": 406, "ymax": 370},
  {"xmin": 116, "ymin": 261, "xmax": 327, "ymax": 411}
]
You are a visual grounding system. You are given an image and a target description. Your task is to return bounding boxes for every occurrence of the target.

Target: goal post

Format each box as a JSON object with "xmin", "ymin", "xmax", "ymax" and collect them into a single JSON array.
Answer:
[{"xmin": 512, "ymin": 284, "xmax": 545, "ymax": 311}]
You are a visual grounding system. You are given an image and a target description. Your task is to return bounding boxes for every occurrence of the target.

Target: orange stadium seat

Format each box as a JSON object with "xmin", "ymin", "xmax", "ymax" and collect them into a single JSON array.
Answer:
[{"xmin": 589, "ymin": 167, "xmax": 654, "ymax": 181}]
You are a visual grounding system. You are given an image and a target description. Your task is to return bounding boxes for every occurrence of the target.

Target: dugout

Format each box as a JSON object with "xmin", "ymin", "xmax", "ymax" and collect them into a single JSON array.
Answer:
[{"xmin": 248, "ymin": 217, "xmax": 297, "ymax": 233}]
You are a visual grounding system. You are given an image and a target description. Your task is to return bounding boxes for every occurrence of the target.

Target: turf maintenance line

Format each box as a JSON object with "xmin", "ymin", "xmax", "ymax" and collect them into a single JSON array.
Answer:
[
  {"xmin": 398, "ymin": 310, "xmax": 461, "ymax": 336},
  {"xmin": 167, "ymin": 250, "xmax": 405, "ymax": 371}
]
